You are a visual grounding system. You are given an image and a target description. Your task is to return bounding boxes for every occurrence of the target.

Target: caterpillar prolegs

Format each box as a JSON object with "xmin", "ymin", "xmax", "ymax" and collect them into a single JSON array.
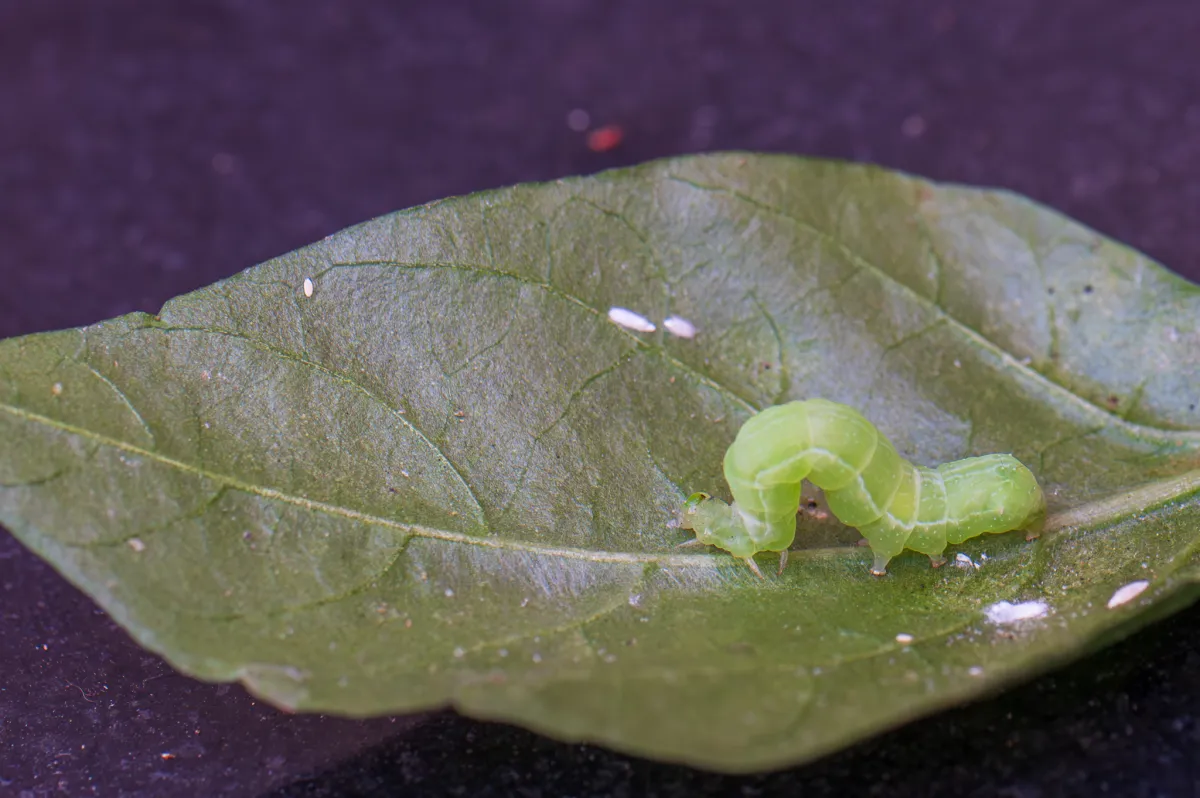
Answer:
[{"xmin": 681, "ymin": 399, "xmax": 1046, "ymax": 576}]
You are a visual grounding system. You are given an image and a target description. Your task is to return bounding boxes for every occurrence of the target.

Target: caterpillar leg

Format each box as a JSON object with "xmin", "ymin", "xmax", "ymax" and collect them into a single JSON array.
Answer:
[
  {"xmin": 679, "ymin": 527, "xmax": 767, "ymax": 578},
  {"xmin": 901, "ymin": 522, "xmax": 949, "ymax": 572},
  {"xmin": 777, "ymin": 549, "xmax": 789, "ymax": 575},
  {"xmin": 859, "ymin": 518, "xmax": 908, "ymax": 576}
]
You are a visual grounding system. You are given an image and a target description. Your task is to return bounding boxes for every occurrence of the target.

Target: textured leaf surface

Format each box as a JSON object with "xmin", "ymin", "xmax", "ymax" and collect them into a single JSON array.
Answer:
[{"xmin": 3, "ymin": 153, "xmax": 1199, "ymax": 772}]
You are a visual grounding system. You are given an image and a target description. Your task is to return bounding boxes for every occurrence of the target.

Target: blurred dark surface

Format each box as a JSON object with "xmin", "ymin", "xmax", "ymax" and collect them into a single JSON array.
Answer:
[{"xmin": 3, "ymin": 1, "xmax": 1200, "ymax": 795}]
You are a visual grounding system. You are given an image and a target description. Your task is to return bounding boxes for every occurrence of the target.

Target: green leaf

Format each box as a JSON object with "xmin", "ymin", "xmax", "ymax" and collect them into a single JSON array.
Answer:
[{"xmin": 3, "ymin": 153, "xmax": 1199, "ymax": 773}]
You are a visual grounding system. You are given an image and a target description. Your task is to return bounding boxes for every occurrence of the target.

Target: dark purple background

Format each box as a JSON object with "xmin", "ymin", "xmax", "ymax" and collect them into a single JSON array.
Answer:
[{"xmin": 3, "ymin": 1, "xmax": 1200, "ymax": 795}]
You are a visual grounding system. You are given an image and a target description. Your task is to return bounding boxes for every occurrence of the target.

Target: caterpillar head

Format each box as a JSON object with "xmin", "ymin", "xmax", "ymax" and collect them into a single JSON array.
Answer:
[{"xmin": 679, "ymin": 491, "xmax": 710, "ymax": 530}]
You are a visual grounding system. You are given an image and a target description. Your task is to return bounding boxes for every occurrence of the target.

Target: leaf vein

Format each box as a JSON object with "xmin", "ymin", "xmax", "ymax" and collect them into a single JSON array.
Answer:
[
  {"xmin": 319, "ymin": 259, "xmax": 758, "ymax": 414},
  {"xmin": 664, "ymin": 175, "xmax": 1200, "ymax": 446},
  {"xmin": 148, "ymin": 324, "xmax": 488, "ymax": 530}
]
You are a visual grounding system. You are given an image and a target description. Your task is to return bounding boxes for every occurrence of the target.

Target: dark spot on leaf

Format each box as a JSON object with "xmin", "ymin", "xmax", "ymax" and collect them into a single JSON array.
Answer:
[
  {"xmin": 1047, "ymin": 287, "xmax": 1055, "ymax": 295},
  {"xmin": 1106, "ymin": 395, "xmax": 1120, "ymax": 409},
  {"xmin": 1083, "ymin": 284, "xmax": 1094, "ymax": 294}
]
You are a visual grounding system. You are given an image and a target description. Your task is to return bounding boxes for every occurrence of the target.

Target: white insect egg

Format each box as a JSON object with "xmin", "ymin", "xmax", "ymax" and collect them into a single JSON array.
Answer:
[
  {"xmin": 1106, "ymin": 580, "xmax": 1150, "ymax": 609},
  {"xmin": 127, "ymin": 538, "xmax": 146, "ymax": 553},
  {"xmin": 607, "ymin": 306, "xmax": 656, "ymax": 332},
  {"xmin": 663, "ymin": 314, "xmax": 698, "ymax": 339},
  {"xmin": 303, "ymin": 277, "xmax": 314, "ymax": 297},
  {"xmin": 983, "ymin": 599, "xmax": 1049, "ymax": 625},
  {"xmin": 895, "ymin": 633, "xmax": 914, "ymax": 645}
]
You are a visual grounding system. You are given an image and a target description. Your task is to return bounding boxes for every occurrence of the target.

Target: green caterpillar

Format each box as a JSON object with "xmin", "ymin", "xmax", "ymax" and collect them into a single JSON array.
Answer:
[{"xmin": 681, "ymin": 399, "xmax": 1045, "ymax": 576}]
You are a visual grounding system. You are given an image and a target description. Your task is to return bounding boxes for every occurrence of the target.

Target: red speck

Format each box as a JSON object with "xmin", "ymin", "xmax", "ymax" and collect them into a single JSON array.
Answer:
[{"xmin": 587, "ymin": 125, "xmax": 624, "ymax": 152}]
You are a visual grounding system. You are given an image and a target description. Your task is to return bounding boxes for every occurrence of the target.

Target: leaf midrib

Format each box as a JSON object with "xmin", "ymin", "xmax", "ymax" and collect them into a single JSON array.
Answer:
[
  {"xmin": 5, "ymin": 398, "xmax": 1199, "ymax": 570},
  {"xmin": 0, "ymin": 401, "xmax": 829, "ymax": 567}
]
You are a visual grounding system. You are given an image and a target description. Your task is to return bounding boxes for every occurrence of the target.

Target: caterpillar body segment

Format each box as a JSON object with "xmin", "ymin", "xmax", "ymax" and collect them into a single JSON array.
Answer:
[{"xmin": 680, "ymin": 399, "xmax": 1046, "ymax": 575}]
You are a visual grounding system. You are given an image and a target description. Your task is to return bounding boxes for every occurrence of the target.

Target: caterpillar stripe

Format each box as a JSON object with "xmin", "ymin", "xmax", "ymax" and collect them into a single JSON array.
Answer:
[{"xmin": 681, "ymin": 399, "xmax": 1046, "ymax": 576}]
